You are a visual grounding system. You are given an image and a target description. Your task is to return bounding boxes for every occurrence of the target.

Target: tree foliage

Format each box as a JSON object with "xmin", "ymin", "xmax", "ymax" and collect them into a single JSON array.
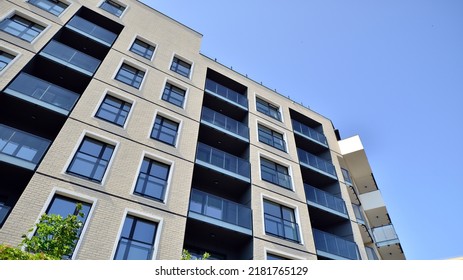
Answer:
[
  {"xmin": 181, "ymin": 249, "xmax": 210, "ymax": 260},
  {"xmin": 0, "ymin": 203, "xmax": 84, "ymax": 260}
]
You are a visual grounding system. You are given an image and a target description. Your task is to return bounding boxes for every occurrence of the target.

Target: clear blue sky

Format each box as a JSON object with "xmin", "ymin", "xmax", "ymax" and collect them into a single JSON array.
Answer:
[{"xmin": 142, "ymin": 0, "xmax": 463, "ymax": 260}]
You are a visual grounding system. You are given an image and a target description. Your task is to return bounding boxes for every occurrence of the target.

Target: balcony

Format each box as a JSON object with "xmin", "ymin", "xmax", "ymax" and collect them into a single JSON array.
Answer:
[
  {"xmin": 313, "ymin": 229, "xmax": 360, "ymax": 260},
  {"xmin": 196, "ymin": 142, "xmax": 250, "ymax": 182},
  {"xmin": 372, "ymin": 224, "xmax": 400, "ymax": 247},
  {"xmin": 4, "ymin": 72, "xmax": 79, "ymax": 115},
  {"xmin": 292, "ymin": 120, "xmax": 328, "ymax": 147},
  {"xmin": 304, "ymin": 184, "xmax": 348, "ymax": 218},
  {"xmin": 0, "ymin": 124, "xmax": 51, "ymax": 170},
  {"xmin": 297, "ymin": 148, "xmax": 337, "ymax": 179},
  {"xmin": 352, "ymin": 204, "xmax": 365, "ymax": 224},
  {"xmin": 264, "ymin": 213, "xmax": 300, "ymax": 243},
  {"xmin": 0, "ymin": 204, "xmax": 11, "ymax": 227},
  {"xmin": 66, "ymin": 16, "xmax": 117, "ymax": 46},
  {"xmin": 205, "ymin": 79, "xmax": 248, "ymax": 109},
  {"xmin": 201, "ymin": 107, "xmax": 249, "ymax": 141},
  {"xmin": 39, "ymin": 40, "xmax": 101, "ymax": 76},
  {"xmin": 188, "ymin": 189, "xmax": 252, "ymax": 235}
]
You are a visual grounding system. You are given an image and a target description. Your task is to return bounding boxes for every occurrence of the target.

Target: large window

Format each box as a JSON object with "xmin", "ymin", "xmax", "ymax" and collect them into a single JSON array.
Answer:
[
  {"xmin": 260, "ymin": 158, "xmax": 292, "ymax": 189},
  {"xmin": 0, "ymin": 51, "xmax": 15, "ymax": 71},
  {"xmin": 95, "ymin": 95, "xmax": 132, "ymax": 127},
  {"xmin": 67, "ymin": 137, "xmax": 115, "ymax": 182},
  {"xmin": 130, "ymin": 39, "xmax": 155, "ymax": 60},
  {"xmin": 258, "ymin": 125, "xmax": 286, "ymax": 152},
  {"xmin": 162, "ymin": 83, "xmax": 186, "ymax": 108},
  {"xmin": 28, "ymin": 0, "xmax": 68, "ymax": 16},
  {"xmin": 170, "ymin": 56, "xmax": 191, "ymax": 78},
  {"xmin": 100, "ymin": 0, "xmax": 125, "ymax": 17},
  {"xmin": 263, "ymin": 200, "xmax": 299, "ymax": 242},
  {"xmin": 0, "ymin": 15, "xmax": 45, "ymax": 42},
  {"xmin": 114, "ymin": 215, "xmax": 158, "ymax": 260},
  {"xmin": 256, "ymin": 97, "xmax": 281, "ymax": 121},
  {"xmin": 115, "ymin": 63, "xmax": 145, "ymax": 89},
  {"xmin": 45, "ymin": 194, "xmax": 92, "ymax": 258},
  {"xmin": 134, "ymin": 157, "xmax": 170, "ymax": 202},
  {"xmin": 150, "ymin": 115, "xmax": 179, "ymax": 146}
]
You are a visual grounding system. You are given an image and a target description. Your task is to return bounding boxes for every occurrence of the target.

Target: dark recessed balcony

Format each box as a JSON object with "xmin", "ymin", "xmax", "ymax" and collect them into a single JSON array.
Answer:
[
  {"xmin": 39, "ymin": 40, "xmax": 101, "ymax": 76},
  {"xmin": 304, "ymin": 184, "xmax": 348, "ymax": 218},
  {"xmin": 205, "ymin": 79, "xmax": 248, "ymax": 110},
  {"xmin": 0, "ymin": 124, "xmax": 51, "ymax": 170},
  {"xmin": 196, "ymin": 142, "xmax": 250, "ymax": 182},
  {"xmin": 65, "ymin": 15, "xmax": 117, "ymax": 46},
  {"xmin": 292, "ymin": 119, "xmax": 328, "ymax": 147},
  {"xmin": 313, "ymin": 228, "xmax": 360, "ymax": 260},
  {"xmin": 188, "ymin": 189, "xmax": 252, "ymax": 235},
  {"xmin": 4, "ymin": 72, "xmax": 79, "ymax": 115},
  {"xmin": 298, "ymin": 148, "xmax": 337, "ymax": 179},
  {"xmin": 201, "ymin": 107, "xmax": 249, "ymax": 142}
]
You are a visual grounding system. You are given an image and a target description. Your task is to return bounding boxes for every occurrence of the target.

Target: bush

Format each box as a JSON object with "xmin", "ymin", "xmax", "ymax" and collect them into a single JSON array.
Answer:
[{"xmin": 0, "ymin": 244, "xmax": 56, "ymax": 260}]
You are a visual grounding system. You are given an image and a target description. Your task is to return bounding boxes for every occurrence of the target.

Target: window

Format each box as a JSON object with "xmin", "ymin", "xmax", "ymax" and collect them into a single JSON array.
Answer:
[
  {"xmin": 0, "ymin": 195, "xmax": 11, "ymax": 227},
  {"xmin": 258, "ymin": 125, "xmax": 286, "ymax": 151},
  {"xmin": 44, "ymin": 194, "xmax": 92, "ymax": 258},
  {"xmin": 261, "ymin": 158, "xmax": 291, "ymax": 189},
  {"xmin": 100, "ymin": 0, "xmax": 125, "ymax": 17},
  {"xmin": 263, "ymin": 200, "xmax": 300, "ymax": 242},
  {"xmin": 134, "ymin": 157, "xmax": 170, "ymax": 202},
  {"xmin": 95, "ymin": 95, "xmax": 131, "ymax": 127},
  {"xmin": 28, "ymin": 0, "xmax": 68, "ymax": 16},
  {"xmin": 170, "ymin": 56, "xmax": 191, "ymax": 78},
  {"xmin": 341, "ymin": 168, "xmax": 353, "ymax": 185},
  {"xmin": 256, "ymin": 97, "xmax": 281, "ymax": 121},
  {"xmin": 162, "ymin": 83, "xmax": 186, "ymax": 107},
  {"xmin": 130, "ymin": 39, "xmax": 155, "ymax": 60},
  {"xmin": 67, "ymin": 137, "xmax": 115, "ymax": 182},
  {"xmin": 115, "ymin": 63, "xmax": 145, "ymax": 89},
  {"xmin": 150, "ymin": 115, "xmax": 179, "ymax": 146},
  {"xmin": 267, "ymin": 253, "xmax": 290, "ymax": 260},
  {"xmin": 0, "ymin": 15, "xmax": 45, "ymax": 42},
  {"xmin": 0, "ymin": 51, "xmax": 15, "ymax": 71},
  {"xmin": 114, "ymin": 215, "xmax": 158, "ymax": 260}
]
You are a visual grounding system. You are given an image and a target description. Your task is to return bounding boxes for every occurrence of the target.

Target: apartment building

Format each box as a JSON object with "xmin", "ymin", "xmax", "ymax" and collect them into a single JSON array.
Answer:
[{"xmin": 0, "ymin": 0, "xmax": 405, "ymax": 260}]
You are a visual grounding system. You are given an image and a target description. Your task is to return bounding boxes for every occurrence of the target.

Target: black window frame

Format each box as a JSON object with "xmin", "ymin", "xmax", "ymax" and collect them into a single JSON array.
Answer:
[
  {"xmin": 150, "ymin": 115, "xmax": 179, "ymax": 146},
  {"xmin": 256, "ymin": 97, "xmax": 281, "ymax": 121},
  {"xmin": 170, "ymin": 56, "xmax": 191, "ymax": 78},
  {"xmin": 115, "ymin": 63, "xmax": 145, "ymax": 89},
  {"xmin": 130, "ymin": 38, "xmax": 155, "ymax": 60},
  {"xmin": 28, "ymin": 0, "xmax": 68, "ymax": 16},
  {"xmin": 66, "ymin": 137, "xmax": 115, "ymax": 183},
  {"xmin": 114, "ymin": 215, "xmax": 158, "ymax": 260},
  {"xmin": 161, "ymin": 82, "xmax": 186, "ymax": 108},
  {"xmin": 134, "ymin": 157, "xmax": 170, "ymax": 202},
  {"xmin": 95, "ymin": 95, "xmax": 132, "ymax": 127},
  {"xmin": 258, "ymin": 124, "xmax": 286, "ymax": 152},
  {"xmin": 263, "ymin": 199, "xmax": 300, "ymax": 242},
  {"xmin": 0, "ymin": 51, "xmax": 15, "ymax": 71},
  {"xmin": 100, "ymin": 0, "xmax": 126, "ymax": 17},
  {"xmin": 260, "ymin": 157, "xmax": 292, "ymax": 189},
  {"xmin": 0, "ymin": 14, "xmax": 45, "ymax": 42}
]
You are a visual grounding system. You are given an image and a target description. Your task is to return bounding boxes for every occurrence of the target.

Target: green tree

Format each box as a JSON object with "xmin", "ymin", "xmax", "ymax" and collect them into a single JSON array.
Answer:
[
  {"xmin": 181, "ymin": 249, "xmax": 210, "ymax": 260},
  {"xmin": 20, "ymin": 203, "xmax": 85, "ymax": 259}
]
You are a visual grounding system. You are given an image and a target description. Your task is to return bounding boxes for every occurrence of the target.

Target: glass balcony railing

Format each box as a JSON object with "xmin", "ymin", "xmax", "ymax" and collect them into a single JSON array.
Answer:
[
  {"xmin": 40, "ymin": 40, "xmax": 101, "ymax": 76},
  {"xmin": 66, "ymin": 16, "xmax": 117, "ymax": 46},
  {"xmin": 372, "ymin": 224, "xmax": 400, "ymax": 247},
  {"xmin": 313, "ymin": 229, "xmax": 360, "ymax": 260},
  {"xmin": 196, "ymin": 142, "xmax": 250, "ymax": 180},
  {"xmin": 4, "ymin": 72, "xmax": 79, "ymax": 115},
  {"xmin": 341, "ymin": 168, "xmax": 353, "ymax": 185},
  {"xmin": 189, "ymin": 189, "xmax": 252, "ymax": 230},
  {"xmin": 304, "ymin": 184, "xmax": 347, "ymax": 216},
  {"xmin": 365, "ymin": 246, "xmax": 379, "ymax": 260},
  {"xmin": 201, "ymin": 107, "xmax": 249, "ymax": 140},
  {"xmin": 292, "ymin": 120, "xmax": 328, "ymax": 146},
  {"xmin": 0, "ymin": 124, "xmax": 51, "ymax": 170},
  {"xmin": 352, "ymin": 204, "xmax": 365, "ymax": 224},
  {"xmin": 205, "ymin": 79, "xmax": 248, "ymax": 109},
  {"xmin": 261, "ymin": 165, "xmax": 292, "ymax": 189},
  {"xmin": 264, "ymin": 213, "xmax": 300, "ymax": 243},
  {"xmin": 297, "ymin": 148, "xmax": 337, "ymax": 178},
  {"xmin": 0, "ymin": 204, "xmax": 12, "ymax": 227}
]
